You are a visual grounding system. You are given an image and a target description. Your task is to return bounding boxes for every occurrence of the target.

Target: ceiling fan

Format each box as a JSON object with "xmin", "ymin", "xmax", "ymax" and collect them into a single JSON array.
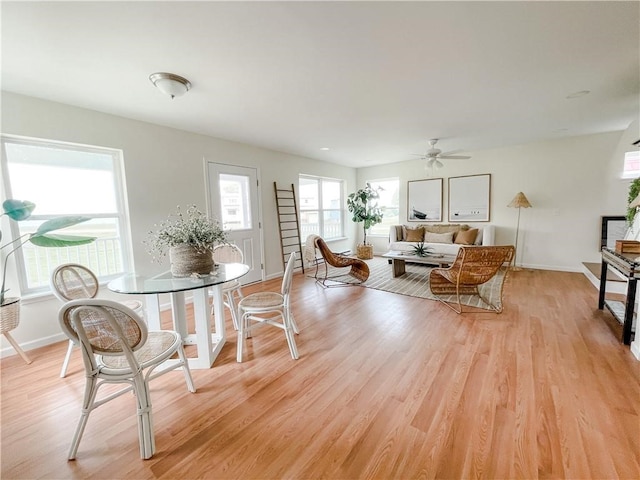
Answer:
[{"xmin": 413, "ymin": 139, "xmax": 471, "ymax": 169}]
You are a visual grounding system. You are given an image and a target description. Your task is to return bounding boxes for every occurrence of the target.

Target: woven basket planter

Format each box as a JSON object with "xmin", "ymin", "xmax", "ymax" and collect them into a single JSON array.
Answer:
[
  {"xmin": 356, "ymin": 244, "xmax": 374, "ymax": 260},
  {"xmin": 169, "ymin": 244, "xmax": 214, "ymax": 277},
  {"xmin": 1, "ymin": 297, "xmax": 21, "ymax": 335}
]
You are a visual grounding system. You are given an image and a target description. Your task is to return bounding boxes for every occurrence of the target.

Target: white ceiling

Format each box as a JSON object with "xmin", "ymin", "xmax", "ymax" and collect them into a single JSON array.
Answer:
[{"xmin": 1, "ymin": 1, "xmax": 638, "ymax": 167}]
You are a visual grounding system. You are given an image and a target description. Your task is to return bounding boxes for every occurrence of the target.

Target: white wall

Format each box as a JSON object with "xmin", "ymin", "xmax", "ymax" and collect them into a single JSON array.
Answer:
[
  {"xmin": 358, "ymin": 127, "xmax": 637, "ymax": 271},
  {"xmin": 1, "ymin": 92, "xmax": 356, "ymax": 353}
]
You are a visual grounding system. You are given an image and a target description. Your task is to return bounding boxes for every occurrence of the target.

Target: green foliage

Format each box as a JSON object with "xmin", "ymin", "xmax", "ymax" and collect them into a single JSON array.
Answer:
[
  {"xmin": 627, "ymin": 177, "xmax": 640, "ymax": 225},
  {"xmin": 145, "ymin": 205, "xmax": 228, "ymax": 262},
  {"xmin": 1, "ymin": 199, "xmax": 95, "ymax": 304},
  {"xmin": 347, "ymin": 183, "xmax": 384, "ymax": 245},
  {"xmin": 411, "ymin": 242, "xmax": 434, "ymax": 257}
]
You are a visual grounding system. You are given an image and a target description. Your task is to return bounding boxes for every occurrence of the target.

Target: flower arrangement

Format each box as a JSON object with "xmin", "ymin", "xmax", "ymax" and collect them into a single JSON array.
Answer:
[
  {"xmin": 144, "ymin": 205, "xmax": 228, "ymax": 262},
  {"xmin": 1, "ymin": 199, "xmax": 95, "ymax": 305}
]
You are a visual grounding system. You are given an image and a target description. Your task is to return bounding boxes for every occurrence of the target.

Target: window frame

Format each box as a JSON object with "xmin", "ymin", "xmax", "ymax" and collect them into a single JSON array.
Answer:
[
  {"xmin": 298, "ymin": 174, "xmax": 345, "ymax": 241},
  {"xmin": 1, "ymin": 134, "xmax": 134, "ymax": 299}
]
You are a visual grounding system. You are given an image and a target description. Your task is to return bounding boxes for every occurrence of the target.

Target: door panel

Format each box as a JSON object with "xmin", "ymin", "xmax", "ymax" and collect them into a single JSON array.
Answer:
[{"xmin": 206, "ymin": 162, "xmax": 263, "ymax": 284}]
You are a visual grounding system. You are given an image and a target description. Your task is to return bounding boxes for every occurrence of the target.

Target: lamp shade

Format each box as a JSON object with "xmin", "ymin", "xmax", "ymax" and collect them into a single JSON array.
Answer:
[
  {"xmin": 629, "ymin": 194, "xmax": 640, "ymax": 208},
  {"xmin": 508, "ymin": 192, "xmax": 532, "ymax": 208},
  {"xmin": 149, "ymin": 72, "xmax": 192, "ymax": 99}
]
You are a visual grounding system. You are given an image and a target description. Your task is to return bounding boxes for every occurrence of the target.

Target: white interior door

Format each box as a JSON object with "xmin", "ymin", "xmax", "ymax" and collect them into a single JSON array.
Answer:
[{"xmin": 206, "ymin": 162, "xmax": 263, "ymax": 284}]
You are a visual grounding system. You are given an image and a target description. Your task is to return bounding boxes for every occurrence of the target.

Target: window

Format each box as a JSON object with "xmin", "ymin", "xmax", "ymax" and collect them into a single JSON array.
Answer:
[
  {"xmin": 622, "ymin": 150, "xmax": 640, "ymax": 179},
  {"xmin": 1, "ymin": 135, "xmax": 132, "ymax": 297},
  {"xmin": 298, "ymin": 175, "xmax": 344, "ymax": 240},
  {"xmin": 367, "ymin": 178, "xmax": 400, "ymax": 236}
]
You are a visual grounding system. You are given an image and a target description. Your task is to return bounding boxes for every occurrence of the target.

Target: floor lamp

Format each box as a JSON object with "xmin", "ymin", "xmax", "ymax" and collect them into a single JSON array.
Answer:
[{"xmin": 508, "ymin": 192, "xmax": 532, "ymax": 270}]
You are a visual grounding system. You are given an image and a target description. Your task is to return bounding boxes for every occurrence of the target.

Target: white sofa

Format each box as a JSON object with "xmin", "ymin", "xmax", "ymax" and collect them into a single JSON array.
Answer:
[{"xmin": 388, "ymin": 223, "xmax": 495, "ymax": 256}]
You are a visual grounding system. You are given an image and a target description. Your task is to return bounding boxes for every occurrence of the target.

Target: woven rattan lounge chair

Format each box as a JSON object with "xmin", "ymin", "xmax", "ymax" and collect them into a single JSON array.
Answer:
[
  {"xmin": 50, "ymin": 263, "xmax": 144, "ymax": 378},
  {"xmin": 237, "ymin": 251, "xmax": 299, "ymax": 362},
  {"xmin": 58, "ymin": 299, "xmax": 195, "ymax": 460},
  {"xmin": 429, "ymin": 245, "xmax": 515, "ymax": 314},
  {"xmin": 307, "ymin": 235, "xmax": 370, "ymax": 287}
]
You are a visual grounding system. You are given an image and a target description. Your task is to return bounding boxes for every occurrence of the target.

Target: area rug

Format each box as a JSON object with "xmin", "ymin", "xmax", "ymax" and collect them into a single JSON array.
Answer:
[{"xmin": 308, "ymin": 256, "xmax": 508, "ymax": 311}]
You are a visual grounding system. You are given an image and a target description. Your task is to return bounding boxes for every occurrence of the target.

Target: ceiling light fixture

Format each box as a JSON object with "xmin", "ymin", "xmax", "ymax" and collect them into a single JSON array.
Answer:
[
  {"xmin": 320, "ymin": 147, "xmax": 330, "ymax": 151},
  {"xmin": 149, "ymin": 72, "xmax": 192, "ymax": 99}
]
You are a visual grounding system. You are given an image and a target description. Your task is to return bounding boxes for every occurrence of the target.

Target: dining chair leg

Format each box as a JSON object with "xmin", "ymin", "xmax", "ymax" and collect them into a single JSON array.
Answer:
[
  {"xmin": 283, "ymin": 312, "xmax": 299, "ymax": 360},
  {"xmin": 237, "ymin": 312, "xmax": 246, "ymax": 363},
  {"xmin": 68, "ymin": 376, "xmax": 99, "ymax": 460},
  {"xmin": 226, "ymin": 292, "xmax": 239, "ymax": 331},
  {"xmin": 176, "ymin": 344, "xmax": 196, "ymax": 393},
  {"xmin": 60, "ymin": 339, "xmax": 74, "ymax": 377},
  {"xmin": 133, "ymin": 375, "xmax": 155, "ymax": 460}
]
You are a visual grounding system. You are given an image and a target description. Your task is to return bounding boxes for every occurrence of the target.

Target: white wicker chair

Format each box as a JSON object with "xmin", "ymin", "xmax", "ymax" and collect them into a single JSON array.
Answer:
[
  {"xmin": 58, "ymin": 299, "xmax": 196, "ymax": 460},
  {"xmin": 50, "ymin": 263, "xmax": 144, "ymax": 377},
  {"xmin": 211, "ymin": 244, "xmax": 245, "ymax": 330},
  {"xmin": 236, "ymin": 251, "xmax": 299, "ymax": 362}
]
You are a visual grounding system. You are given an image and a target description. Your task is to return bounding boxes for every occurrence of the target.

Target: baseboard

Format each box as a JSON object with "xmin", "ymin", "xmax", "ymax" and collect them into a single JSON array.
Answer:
[{"xmin": 631, "ymin": 340, "xmax": 640, "ymax": 361}]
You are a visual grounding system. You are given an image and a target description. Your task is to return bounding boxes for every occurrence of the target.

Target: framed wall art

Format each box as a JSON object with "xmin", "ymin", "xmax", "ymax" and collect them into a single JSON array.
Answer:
[
  {"xmin": 448, "ymin": 174, "xmax": 491, "ymax": 222},
  {"xmin": 407, "ymin": 178, "xmax": 443, "ymax": 222}
]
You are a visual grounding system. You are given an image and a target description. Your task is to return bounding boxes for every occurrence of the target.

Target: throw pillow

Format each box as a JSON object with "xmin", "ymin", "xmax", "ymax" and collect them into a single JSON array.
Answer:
[
  {"xmin": 404, "ymin": 226, "xmax": 425, "ymax": 242},
  {"xmin": 424, "ymin": 231, "xmax": 454, "ymax": 244},
  {"xmin": 454, "ymin": 228, "xmax": 479, "ymax": 245}
]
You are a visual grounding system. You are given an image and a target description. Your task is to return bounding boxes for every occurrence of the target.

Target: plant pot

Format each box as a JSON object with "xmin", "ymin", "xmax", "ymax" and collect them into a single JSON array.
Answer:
[
  {"xmin": 356, "ymin": 244, "xmax": 374, "ymax": 260},
  {"xmin": 1, "ymin": 297, "xmax": 20, "ymax": 335},
  {"xmin": 169, "ymin": 244, "xmax": 214, "ymax": 277}
]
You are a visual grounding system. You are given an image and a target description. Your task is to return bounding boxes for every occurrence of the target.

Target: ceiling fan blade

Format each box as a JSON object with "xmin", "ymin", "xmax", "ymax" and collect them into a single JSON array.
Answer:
[{"xmin": 439, "ymin": 155, "xmax": 471, "ymax": 160}]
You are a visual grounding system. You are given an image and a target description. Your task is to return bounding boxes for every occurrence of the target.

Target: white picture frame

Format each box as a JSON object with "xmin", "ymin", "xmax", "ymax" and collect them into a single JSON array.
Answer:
[{"xmin": 448, "ymin": 174, "xmax": 491, "ymax": 222}]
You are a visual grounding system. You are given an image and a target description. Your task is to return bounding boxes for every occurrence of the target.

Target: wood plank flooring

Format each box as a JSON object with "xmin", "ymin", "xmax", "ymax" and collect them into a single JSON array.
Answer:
[{"xmin": 1, "ymin": 267, "xmax": 639, "ymax": 479}]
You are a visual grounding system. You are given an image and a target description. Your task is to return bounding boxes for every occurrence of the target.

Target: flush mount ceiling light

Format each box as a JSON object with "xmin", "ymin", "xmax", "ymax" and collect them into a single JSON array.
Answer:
[{"xmin": 149, "ymin": 72, "xmax": 192, "ymax": 99}]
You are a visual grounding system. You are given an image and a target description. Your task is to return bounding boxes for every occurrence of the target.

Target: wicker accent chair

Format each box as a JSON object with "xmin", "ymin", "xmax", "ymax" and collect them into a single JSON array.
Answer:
[
  {"xmin": 58, "ymin": 299, "xmax": 196, "ymax": 460},
  {"xmin": 211, "ymin": 244, "xmax": 245, "ymax": 331},
  {"xmin": 429, "ymin": 245, "xmax": 515, "ymax": 314},
  {"xmin": 306, "ymin": 235, "xmax": 370, "ymax": 287},
  {"xmin": 50, "ymin": 263, "xmax": 144, "ymax": 378},
  {"xmin": 236, "ymin": 251, "xmax": 299, "ymax": 362}
]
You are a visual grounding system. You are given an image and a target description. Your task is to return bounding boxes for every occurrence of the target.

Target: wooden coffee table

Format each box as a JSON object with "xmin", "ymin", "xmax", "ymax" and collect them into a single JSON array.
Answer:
[{"xmin": 382, "ymin": 250, "xmax": 457, "ymax": 278}]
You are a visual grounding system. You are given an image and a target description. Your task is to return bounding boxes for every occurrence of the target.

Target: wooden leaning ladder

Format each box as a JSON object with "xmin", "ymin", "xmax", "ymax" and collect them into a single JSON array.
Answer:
[{"xmin": 273, "ymin": 182, "xmax": 305, "ymax": 273}]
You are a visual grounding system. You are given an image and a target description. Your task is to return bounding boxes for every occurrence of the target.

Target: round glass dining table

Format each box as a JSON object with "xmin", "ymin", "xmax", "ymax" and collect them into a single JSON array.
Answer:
[{"xmin": 108, "ymin": 263, "xmax": 250, "ymax": 369}]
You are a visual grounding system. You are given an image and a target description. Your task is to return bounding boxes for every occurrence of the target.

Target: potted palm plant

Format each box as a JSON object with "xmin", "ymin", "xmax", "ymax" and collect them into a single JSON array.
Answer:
[
  {"xmin": 1, "ymin": 199, "xmax": 95, "ymax": 357},
  {"xmin": 347, "ymin": 183, "xmax": 384, "ymax": 259},
  {"xmin": 145, "ymin": 205, "xmax": 228, "ymax": 277}
]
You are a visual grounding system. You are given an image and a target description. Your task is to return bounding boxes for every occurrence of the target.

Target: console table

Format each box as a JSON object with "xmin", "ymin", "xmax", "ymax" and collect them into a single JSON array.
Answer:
[{"xmin": 598, "ymin": 247, "xmax": 637, "ymax": 345}]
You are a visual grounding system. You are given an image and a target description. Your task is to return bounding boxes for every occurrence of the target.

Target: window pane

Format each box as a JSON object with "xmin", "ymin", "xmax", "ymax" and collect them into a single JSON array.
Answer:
[
  {"xmin": 322, "ymin": 180, "xmax": 341, "ymax": 209},
  {"xmin": 299, "ymin": 211, "xmax": 320, "ymax": 238},
  {"xmin": 299, "ymin": 177, "xmax": 319, "ymax": 210},
  {"xmin": 323, "ymin": 210, "xmax": 342, "ymax": 240},
  {"xmin": 623, "ymin": 150, "xmax": 640, "ymax": 179},
  {"xmin": 5, "ymin": 143, "xmax": 117, "ymax": 215},
  {"xmin": 219, "ymin": 173, "xmax": 252, "ymax": 230}
]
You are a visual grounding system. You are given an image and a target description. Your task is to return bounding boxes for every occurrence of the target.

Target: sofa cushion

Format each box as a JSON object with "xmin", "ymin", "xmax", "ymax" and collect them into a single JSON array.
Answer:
[
  {"xmin": 454, "ymin": 228, "xmax": 479, "ymax": 245},
  {"xmin": 424, "ymin": 231, "xmax": 454, "ymax": 244},
  {"xmin": 403, "ymin": 226, "xmax": 425, "ymax": 242}
]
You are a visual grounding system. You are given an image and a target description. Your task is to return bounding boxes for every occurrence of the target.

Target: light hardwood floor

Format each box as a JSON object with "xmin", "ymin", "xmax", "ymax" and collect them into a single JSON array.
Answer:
[{"xmin": 1, "ymin": 267, "xmax": 639, "ymax": 479}]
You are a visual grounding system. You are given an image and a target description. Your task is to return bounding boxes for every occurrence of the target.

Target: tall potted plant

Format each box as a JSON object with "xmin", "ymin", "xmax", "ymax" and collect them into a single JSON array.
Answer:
[
  {"xmin": 347, "ymin": 183, "xmax": 384, "ymax": 259},
  {"xmin": 1, "ymin": 199, "xmax": 95, "ymax": 360}
]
